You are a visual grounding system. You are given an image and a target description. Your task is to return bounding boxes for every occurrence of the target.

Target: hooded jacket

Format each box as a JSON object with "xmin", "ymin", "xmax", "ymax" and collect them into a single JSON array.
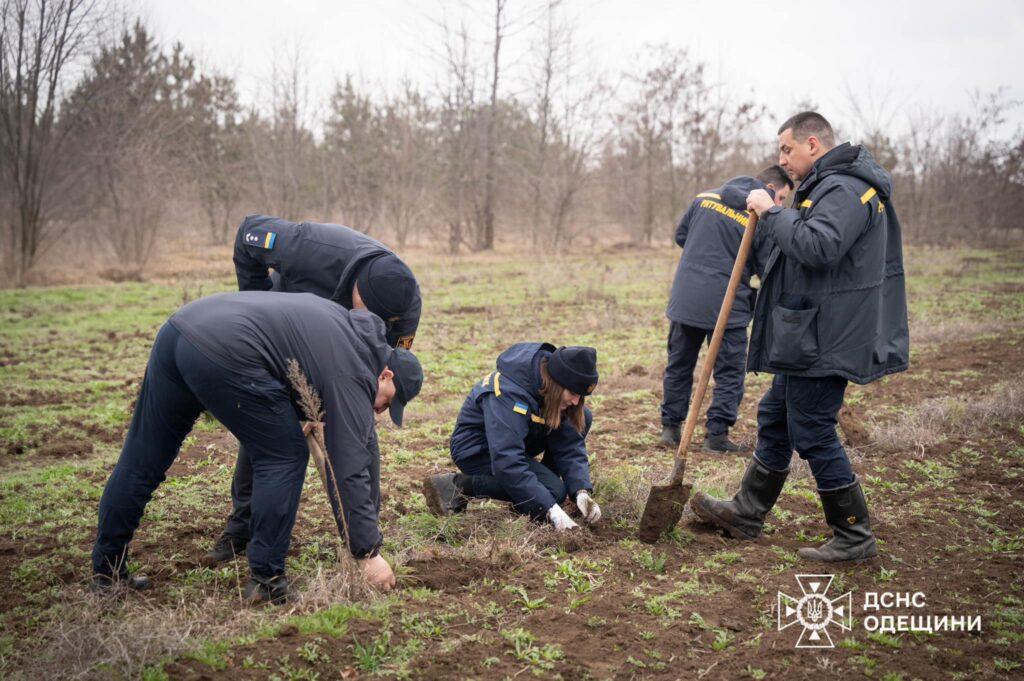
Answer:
[
  {"xmin": 232, "ymin": 214, "xmax": 422, "ymax": 348},
  {"xmin": 749, "ymin": 143, "xmax": 910, "ymax": 384},
  {"xmin": 169, "ymin": 291, "xmax": 390, "ymax": 557},
  {"xmin": 667, "ymin": 177, "xmax": 768, "ymax": 330},
  {"xmin": 449, "ymin": 343, "xmax": 593, "ymax": 512}
]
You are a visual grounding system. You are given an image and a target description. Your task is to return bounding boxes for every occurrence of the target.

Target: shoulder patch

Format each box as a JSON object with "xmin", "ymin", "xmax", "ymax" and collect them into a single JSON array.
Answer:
[
  {"xmin": 245, "ymin": 230, "xmax": 277, "ymax": 250},
  {"xmin": 512, "ymin": 402, "xmax": 528, "ymax": 415}
]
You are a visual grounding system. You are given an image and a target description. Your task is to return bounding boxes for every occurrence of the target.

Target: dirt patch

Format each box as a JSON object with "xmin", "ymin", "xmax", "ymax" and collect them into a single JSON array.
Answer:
[
  {"xmin": 34, "ymin": 439, "xmax": 94, "ymax": 458},
  {"xmin": 0, "ymin": 389, "xmax": 64, "ymax": 407},
  {"xmin": 403, "ymin": 554, "xmax": 496, "ymax": 591}
]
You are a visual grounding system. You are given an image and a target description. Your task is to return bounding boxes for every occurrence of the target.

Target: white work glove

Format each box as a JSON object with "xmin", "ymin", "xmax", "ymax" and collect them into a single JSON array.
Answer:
[
  {"xmin": 547, "ymin": 503, "xmax": 579, "ymax": 532},
  {"xmin": 575, "ymin": 490, "xmax": 601, "ymax": 524}
]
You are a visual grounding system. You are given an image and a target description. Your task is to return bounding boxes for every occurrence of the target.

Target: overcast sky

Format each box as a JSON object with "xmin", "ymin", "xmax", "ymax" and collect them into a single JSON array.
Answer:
[{"xmin": 138, "ymin": 0, "xmax": 1024, "ymax": 137}]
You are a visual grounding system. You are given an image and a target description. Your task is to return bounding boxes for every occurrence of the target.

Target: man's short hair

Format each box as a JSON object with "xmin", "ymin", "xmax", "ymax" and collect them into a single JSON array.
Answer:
[
  {"xmin": 777, "ymin": 111, "xmax": 835, "ymax": 147},
  {"xmin": 756, "ymin": 165, "xmax": 794, "ymax": 190}
]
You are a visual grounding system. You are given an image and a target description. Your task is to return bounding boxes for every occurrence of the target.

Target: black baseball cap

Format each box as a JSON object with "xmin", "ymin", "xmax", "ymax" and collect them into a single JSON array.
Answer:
[
  {"xmin": 357, "ymin": 255, "xmax": 418, "ymax": 321},
  {"xmin": 386, "ymin": 348, "xmax": 423, "ymax": 427}
]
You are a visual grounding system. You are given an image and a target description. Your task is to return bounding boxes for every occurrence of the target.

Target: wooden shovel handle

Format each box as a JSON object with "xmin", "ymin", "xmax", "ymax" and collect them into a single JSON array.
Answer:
[{"xmin": 670, "ymin": 211, "xmax": 759, "ymax": 484}]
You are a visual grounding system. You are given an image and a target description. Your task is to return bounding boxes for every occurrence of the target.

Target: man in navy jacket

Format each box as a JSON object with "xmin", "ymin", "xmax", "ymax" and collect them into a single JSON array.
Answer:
[
  {"xmin": 91, "ymin": 292, "xmax": 423, "ymax": 601},
  {"xmin": 662, "ymin": 166, "xmax": 793, "ymax": 452},
  {"xmin": 207, "ymin": 215, "xmax": 422, "ymax": 565},
  {"xmin": 691, "ymin": 112, "xmax": 909, "ymax": 562}
]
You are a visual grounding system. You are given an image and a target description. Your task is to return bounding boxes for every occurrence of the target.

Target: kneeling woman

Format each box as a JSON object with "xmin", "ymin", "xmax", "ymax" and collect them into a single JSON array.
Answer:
[{"xmin": 423, "ymin": 343, "xmax": 601, "ymax": 531}]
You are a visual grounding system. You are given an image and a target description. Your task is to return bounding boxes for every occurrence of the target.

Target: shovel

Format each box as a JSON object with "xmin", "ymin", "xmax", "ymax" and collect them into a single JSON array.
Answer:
[{"xmin": 638, "ymin": 211, "xmax": 759, "ymax": 543}]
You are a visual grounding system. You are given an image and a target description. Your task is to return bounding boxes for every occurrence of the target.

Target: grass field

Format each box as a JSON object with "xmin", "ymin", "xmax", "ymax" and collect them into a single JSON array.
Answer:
[{"xmin": 1, "ymin": 243, "xmax": 1023, "ymax": 679}]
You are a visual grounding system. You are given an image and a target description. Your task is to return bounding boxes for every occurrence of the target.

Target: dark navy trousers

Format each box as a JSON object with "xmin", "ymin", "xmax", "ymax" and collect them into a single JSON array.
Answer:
[
  {"xmin": 224, "ymin": 433, "xmax": 380, "ymax": 541},
  {"xmin": 92, "ymin": 323, "xmax": 309, "ymax": 579},
  {"xmin": 455, "ymin": 409, "xmax": 592, "ymax": 520},
  {"xmin": 661, "ymin": 322, "xmax": 747, "ymax": 435},
  {"xmin": 753, "ymin": 374, "xmax": 854, "ymax": 490}
]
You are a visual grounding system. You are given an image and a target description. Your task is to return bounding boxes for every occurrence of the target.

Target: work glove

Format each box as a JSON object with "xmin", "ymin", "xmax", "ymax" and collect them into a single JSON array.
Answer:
[
  {"xmin": 575, "ymin": 490, "xmax": 601, "ymax": 524},
  {"xmin": 547, "ymin": 503, "xmax": 579, "ymax": 532}
]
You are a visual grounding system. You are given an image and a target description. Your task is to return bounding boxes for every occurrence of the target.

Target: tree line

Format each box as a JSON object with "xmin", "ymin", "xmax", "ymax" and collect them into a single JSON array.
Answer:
[{"xmin": 2, "ymin": 0, "xmax": 1022, "ymax": 285}]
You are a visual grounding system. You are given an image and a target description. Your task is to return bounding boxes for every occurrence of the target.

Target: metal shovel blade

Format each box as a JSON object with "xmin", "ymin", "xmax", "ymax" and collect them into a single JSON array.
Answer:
[{"xmin": 637, "ymin": 481, "xmax": 692, "ymax": 544}]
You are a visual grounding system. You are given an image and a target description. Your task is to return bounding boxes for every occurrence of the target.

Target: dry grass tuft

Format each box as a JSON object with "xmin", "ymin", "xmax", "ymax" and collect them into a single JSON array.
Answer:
[{"xmin": 871, "ymin": 375, "xmax": 1024, "ymax": 451}]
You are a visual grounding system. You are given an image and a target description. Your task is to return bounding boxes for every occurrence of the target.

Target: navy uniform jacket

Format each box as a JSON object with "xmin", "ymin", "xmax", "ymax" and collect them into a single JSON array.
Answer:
[
  {"xmin": 667, "ymin": 177, "xmax": 769, "ymax": 330},
  {"xmin": 170, "ymin": 292, "xmax": 389, "ymax": 557},
  {"xmin": 449, "ymin": 343, "xmax": 593, "ymax": 512},
  {"xmin": 233, "ymin": 215, "xmax": 422, "ymax": 348},
  {"xmin": 749, "ymin": 143, "xmax": 909, "ymax": 384}
]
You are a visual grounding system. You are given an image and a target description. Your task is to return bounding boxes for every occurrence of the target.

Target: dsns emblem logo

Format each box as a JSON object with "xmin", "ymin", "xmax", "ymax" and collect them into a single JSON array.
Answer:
[{"xmin": 777, "ymin": 574, "xmax": 853, "ymax": 648}]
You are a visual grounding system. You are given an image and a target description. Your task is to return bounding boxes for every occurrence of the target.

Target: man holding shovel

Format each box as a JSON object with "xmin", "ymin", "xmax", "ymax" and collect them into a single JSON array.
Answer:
[
  {"xmin": 661, "ymin": 166, "xmax": 793, "ymax": 452},
  {"xmin": 91, "ymin": 293, "xmax": 423, "ymax": 601},
  {"xmin": 206, "ymin": 215, "xmax": 422, "ymax": 565},
  {"xmin": 690, "ymin": 112, "xmax": 909, "ymax": 562}
]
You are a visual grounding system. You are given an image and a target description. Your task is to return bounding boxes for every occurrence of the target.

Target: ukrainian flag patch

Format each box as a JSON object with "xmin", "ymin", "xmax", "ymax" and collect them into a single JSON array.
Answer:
[
  {"xmin": 244, "ymin": 229, "xmax": 277, "ymax": 250},
  {"xmin": 512, "ymin": 402, "xmax": 528, "ymax": 415}
]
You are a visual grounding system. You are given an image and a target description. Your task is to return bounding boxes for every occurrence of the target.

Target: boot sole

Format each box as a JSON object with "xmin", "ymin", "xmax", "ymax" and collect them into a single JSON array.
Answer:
[
  {"xmin": 689, "ymin": 496, "xmax": 759, "ymax": 541},
  {"xmin": 421, "ymin": 478, "xmax": 451, "ymax": 516},
  {"xmin": 797, "ymin": 546, "xmax": 879, "ymax": 562}
]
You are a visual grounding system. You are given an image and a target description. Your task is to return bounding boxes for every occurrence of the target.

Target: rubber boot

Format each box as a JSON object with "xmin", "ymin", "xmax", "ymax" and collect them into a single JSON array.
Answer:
[
  {"xmin": 244, "ymin": 573, "xmax": 295, "ymax": 605},
  {"xmin": 203, "ymin": 533, "xmax": 248, "ymax": 567},
  {"xmin": 703, "ymin": 432, "xmax": 744, "ymax": 453},
  {"xmin": 798, "ymin": 478, "xmax": 878, "ymax": 562},
  {"xmin": 422, "ymin": 473, "xmax": 469, "ymax": 516},
  {"xmin": 660, "ymin": 424, "xmax": 681, "ymax": 448},
  {"xmin": 690, "ymin": 458, "xmax": 788, "ymax": 539}
]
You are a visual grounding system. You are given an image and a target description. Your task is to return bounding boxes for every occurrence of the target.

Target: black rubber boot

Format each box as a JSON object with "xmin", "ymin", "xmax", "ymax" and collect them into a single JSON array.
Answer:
[
  {"xmin": 203, "ymin": 534, "xmax": 248, "ymax": 567},
  {"xmin": 90, "ymin": 571, "xmax": 151, "ymax": 594},
  {"xmin": 422, "ymin": 473, "xmax": 469, "ymax": 516},
  {"xmin": 690, "ymin": 458, "xmax": 788, "ymax": 539},
  {"xmin": 798, "ymin": 478, "xmax": 878, "ymax": 562},
  {"xmin": 660, "ymin": 424, "xmax": 681, "ymax": 448},
  {"xmin": 703, "ymin": 432, "xmax": 744, "ymax": 453},
  {"xmin": 244, "ymin": 573, "xmax": 295, "ymax": 605}
]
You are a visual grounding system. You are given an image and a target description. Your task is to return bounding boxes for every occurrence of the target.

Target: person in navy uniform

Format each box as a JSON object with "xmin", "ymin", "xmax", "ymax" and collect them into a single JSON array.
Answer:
[
  {"xmin": 205, "ymin": 215, "xmax": 422, "ymax": 566},
  {"xmin": 422, "ymin": 344, "xmax": 602, "ymax": 531},
  {"xmin": 661, "ymin": 166, "xmax": 793, "ymax": 453},
  {"xmin": 90, "ymin": 292, "xmax": 423, "ymax": 602},
  {"xmin": 691, "ymin": 112, "xmax": 909, "ymax": 562}
]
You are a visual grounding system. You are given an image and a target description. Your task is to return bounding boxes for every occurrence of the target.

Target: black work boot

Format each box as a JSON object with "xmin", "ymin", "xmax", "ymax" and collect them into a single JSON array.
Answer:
[
  {"xmin": 203, "ymin": 534, "xmax": 248, "ymax": 567},
  {"xmin": 660, "ymin": 424, "xmax": 681, "ymax": 448},
  {"xmin": 703, "ymin": 432, "xmax": 744, "ymax": 453},
  {"xmin": 244, "ymin": 573, "xmax": 295, "ymax": 605},
  {"xmin": 422, "ymin": 473, "xmax": 469, "ymax": 516},
  {"xmin": 690, "ymin": 458, "xmax": 788, "ymax": 539},
  {"xmin": 798, "ymin": 478, "xmax": 878, "ymax": 562},
  {"xmin": 90, "ymin": 571, "xmax": 151, "ymax": 594}
]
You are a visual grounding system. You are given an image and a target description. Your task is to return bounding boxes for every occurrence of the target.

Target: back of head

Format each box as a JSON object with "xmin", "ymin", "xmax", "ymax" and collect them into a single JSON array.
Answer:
[
  {"xmin": 777, "ymin": 111, "xmax": 836, "ymax": 150},
  {"xmin": 756, "ymin": 165, "xmax": 794, "ymax": 191}
]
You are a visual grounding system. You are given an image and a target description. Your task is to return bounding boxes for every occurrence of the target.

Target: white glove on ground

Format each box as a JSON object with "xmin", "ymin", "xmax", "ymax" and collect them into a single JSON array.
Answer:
[
  {"xmin": 547, "ymin": 503, "xmax": 579, "ymax": 531},
  {"xmin": 575, "ymin": 490, "xmax": 601, "ymax": 524}
]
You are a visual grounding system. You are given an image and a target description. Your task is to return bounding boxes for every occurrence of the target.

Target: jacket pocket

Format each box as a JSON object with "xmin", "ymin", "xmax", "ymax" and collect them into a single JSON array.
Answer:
[{"xmin": 768, "ymin": 305, "xmax": 819, "ymax": 370}]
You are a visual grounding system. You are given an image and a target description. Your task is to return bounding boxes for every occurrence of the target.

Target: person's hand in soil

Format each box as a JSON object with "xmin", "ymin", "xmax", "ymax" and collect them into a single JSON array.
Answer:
[
  {"xmin": 359, "ymin": 554, "xmax": 396, "ymax": 591},
  {"xmin": 575, "ymin": 490, "xmax": 601, "ymax": 524},
  {"xmin": 548, "ymin": 504, "xmax": 579, "ymax": 531}
]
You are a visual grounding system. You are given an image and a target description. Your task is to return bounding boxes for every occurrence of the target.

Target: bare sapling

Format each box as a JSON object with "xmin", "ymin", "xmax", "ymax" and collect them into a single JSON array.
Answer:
[{"xmin": 285, "ymin": 359, "xmax": 368, "ymax": 599}]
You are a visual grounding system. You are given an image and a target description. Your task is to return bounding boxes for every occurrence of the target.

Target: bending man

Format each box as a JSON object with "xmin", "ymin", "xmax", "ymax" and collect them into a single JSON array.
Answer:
[{"xmin": 91, "ymin": 292, "xmax": 423, "ymax": 601}]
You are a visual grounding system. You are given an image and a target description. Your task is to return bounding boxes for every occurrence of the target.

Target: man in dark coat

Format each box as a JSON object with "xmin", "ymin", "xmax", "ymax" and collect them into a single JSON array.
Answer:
[
  {"xmin": 91, "ymin": 292, "xmax": 423, "ymax": 601},
  {"xmin": 662, "ymin": 166, "xmax": 793, "ymax": 452},
  {"xmin": 206, "ymin": 215, "xmax": 422, "ymax": 565},
  {"xmin": 691, "ymin": 112, "xmax": 909, "ymax": 562}
]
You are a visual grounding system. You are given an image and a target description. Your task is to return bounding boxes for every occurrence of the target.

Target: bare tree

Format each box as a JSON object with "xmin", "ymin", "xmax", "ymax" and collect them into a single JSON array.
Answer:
[{"xmin": 0, "ymin": 0, "xmax": 98, "ymax": 284}]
